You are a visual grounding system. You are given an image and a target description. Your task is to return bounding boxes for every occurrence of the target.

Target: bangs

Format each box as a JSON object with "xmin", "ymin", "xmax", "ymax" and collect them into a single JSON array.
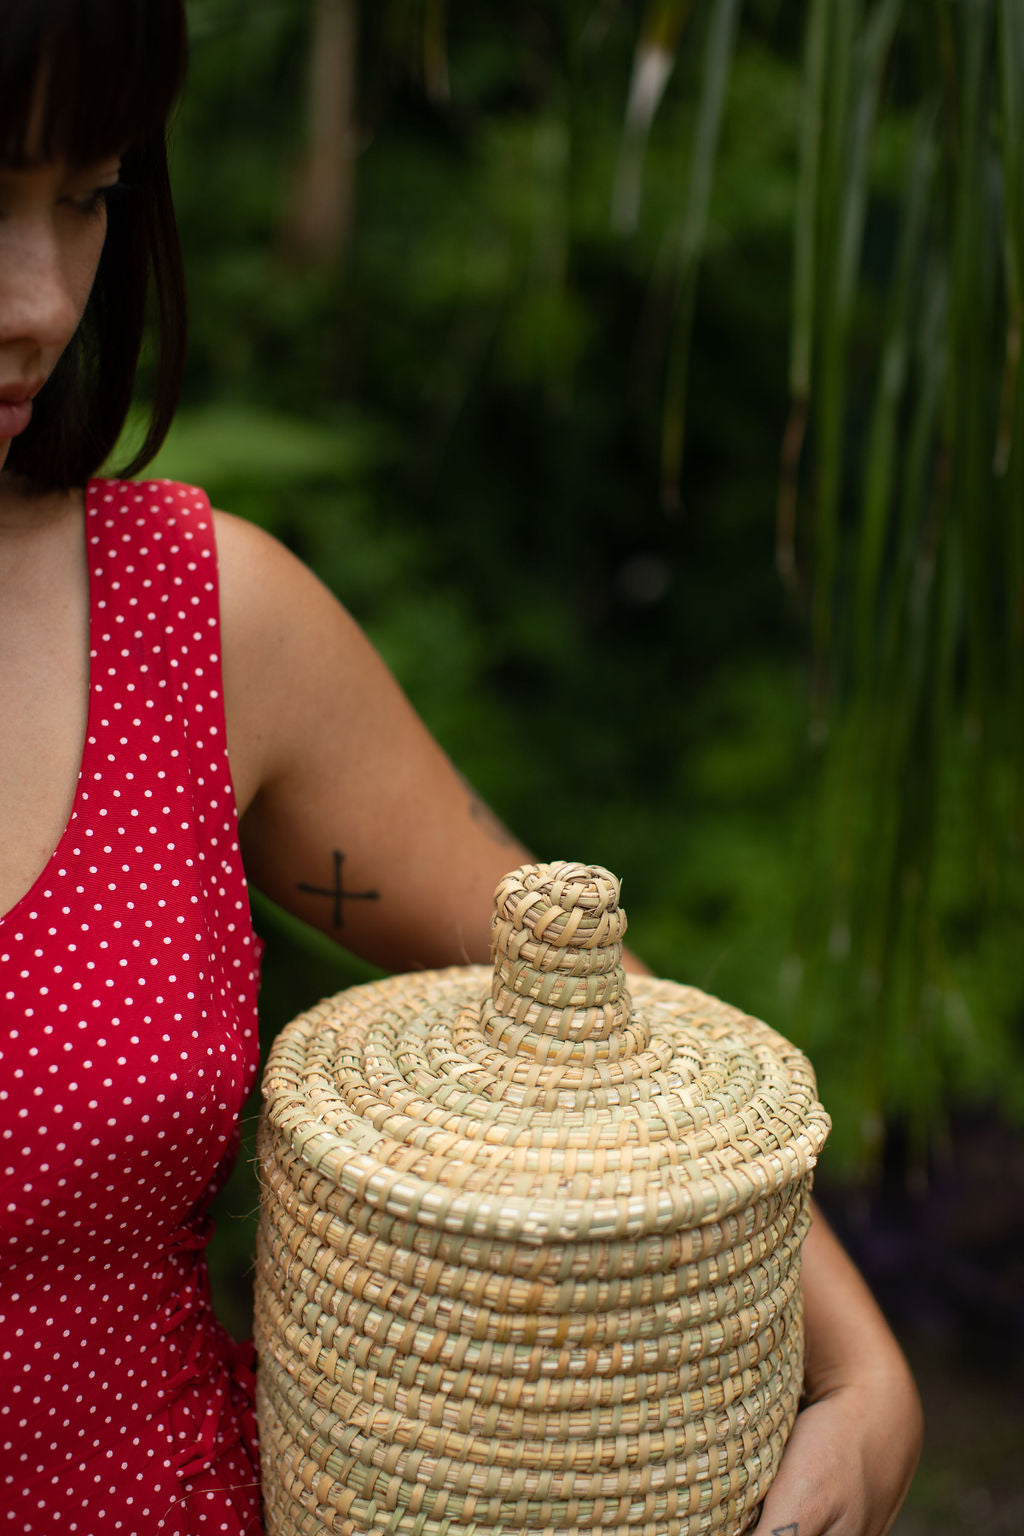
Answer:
[{"xmin": 0, "ymin": 0, "xmax": 187, "ymax": 169}]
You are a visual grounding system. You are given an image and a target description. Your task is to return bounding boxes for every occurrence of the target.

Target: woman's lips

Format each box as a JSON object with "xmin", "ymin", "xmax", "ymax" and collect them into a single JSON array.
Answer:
[{"xmin": 0, "ymin": 398, "xmax": 33, "ymax": 438}]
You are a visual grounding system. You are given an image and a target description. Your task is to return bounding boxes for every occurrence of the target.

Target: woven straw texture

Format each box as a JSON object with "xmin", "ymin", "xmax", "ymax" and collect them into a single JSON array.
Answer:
[{"xmin": 255, "ymin": 862, "xmax": 830, "ymax": 1536}]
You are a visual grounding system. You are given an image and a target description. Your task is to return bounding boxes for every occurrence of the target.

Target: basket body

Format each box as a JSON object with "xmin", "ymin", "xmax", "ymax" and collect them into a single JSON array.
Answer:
[{"xmin": 255, "ymin": 867, "xmax": 829, "ymax": 1535}]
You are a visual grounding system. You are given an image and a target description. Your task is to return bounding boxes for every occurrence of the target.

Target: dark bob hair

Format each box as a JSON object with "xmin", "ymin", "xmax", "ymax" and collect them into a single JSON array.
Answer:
[{"xmin": 1, "ymin": 0, "xmax": 188, "ymax": 491}]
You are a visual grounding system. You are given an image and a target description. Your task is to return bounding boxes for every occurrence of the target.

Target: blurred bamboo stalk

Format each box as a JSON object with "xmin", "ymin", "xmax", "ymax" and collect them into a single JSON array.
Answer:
[
  {"xmin": 996, "ymin": 0, "xmax": 1024, "ymax": 849},
  {"xmin": 281, "ymin": 0, "xmax": 358, "ymax": 267},
  {"xmin": 659, "ymin": 0, "xmax": 742, "ymax": 511},
  {"xmin": 855, "ymin": 111, "xmax": 935, "ymax": 686},
  {"xmin": 778, "ymin": 0, "xmax": 828, "ymax": 600},
  {"xmin": 814, "ymin": 0, "xmax": 902, "ymax": 680},
  {"xmin": 423, "ymin": 0, "xmax": 450, "ymax": 104},
  {"xmin": 596, "ymin": 0, "xmax": 1017, "ymax": 1159},
  {"xmin": 612, "ymin": 1, "xmax": 692, "ymax": 235},
  {"xmin": 781, "ymin": 0, "xmax": 1023, "ymax": 1162}
]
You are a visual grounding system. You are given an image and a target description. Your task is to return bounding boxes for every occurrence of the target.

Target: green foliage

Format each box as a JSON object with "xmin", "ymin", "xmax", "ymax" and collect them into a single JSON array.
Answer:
[
  {"xmin": 780, "ymin": 0, "xmax": 1023, "ymax": 1166},
  {"xmin": 164, "ymin": 0, "xmax": 1021, "ymax": 1259}
]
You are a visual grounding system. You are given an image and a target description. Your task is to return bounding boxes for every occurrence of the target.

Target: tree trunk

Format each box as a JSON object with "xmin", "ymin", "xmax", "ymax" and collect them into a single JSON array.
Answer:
[{"xmin": 283, "ymin": 0, "xmax": 358, "ymax": 267}]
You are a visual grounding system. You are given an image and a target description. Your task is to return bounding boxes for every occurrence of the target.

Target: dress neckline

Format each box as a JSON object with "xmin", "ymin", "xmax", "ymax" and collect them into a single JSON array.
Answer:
[{"xmin": 0, "ymin": 480, "xmax": 98, "ymax": 930}]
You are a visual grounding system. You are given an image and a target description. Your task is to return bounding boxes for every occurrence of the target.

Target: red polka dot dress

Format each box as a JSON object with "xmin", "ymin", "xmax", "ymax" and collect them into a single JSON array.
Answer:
[{"xmin": 1, "ymin": 482, "xmax": 264, "ymax": 1534}]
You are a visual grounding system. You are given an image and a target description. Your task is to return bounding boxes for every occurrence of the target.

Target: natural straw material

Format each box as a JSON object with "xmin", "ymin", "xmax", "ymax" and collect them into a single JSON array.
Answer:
[{"xmin": 256, "ymin": 862, "xmax": 830, "ymax": 1535}]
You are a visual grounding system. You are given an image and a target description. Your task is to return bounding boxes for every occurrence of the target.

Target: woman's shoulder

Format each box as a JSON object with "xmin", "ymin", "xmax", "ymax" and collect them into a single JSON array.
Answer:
[
  {"xmin": 209, "ymin": 500, "xmax": 310, "ymax": 595},
  {"xmin": 210, "ymin": 501, "xmax": 356, "ymax": 680},
  {"xmin": 89, "ymin": 475, "xmax": 334, "ymax": 635},
  {"xmin": 202, "ymin": 500, "xmax": 375, "ymax": 818}
]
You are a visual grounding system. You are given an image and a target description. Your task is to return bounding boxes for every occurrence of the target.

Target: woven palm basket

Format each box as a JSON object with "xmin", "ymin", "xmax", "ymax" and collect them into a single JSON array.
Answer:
[{"xmin": 255, "ymin": 862, "xmax": 830, "ymax": 1536}]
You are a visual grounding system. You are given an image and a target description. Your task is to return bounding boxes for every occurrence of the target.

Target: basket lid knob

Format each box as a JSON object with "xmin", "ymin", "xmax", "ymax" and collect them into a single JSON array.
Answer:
[{"xmin": 482, "ymin": 861, "xmax": 645, "ymax": 1063}]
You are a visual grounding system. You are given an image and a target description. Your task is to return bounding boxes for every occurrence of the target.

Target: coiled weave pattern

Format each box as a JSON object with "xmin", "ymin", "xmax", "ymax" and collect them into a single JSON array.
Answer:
[{"xmin": 256, "ymin": 863, "xmax": 830, "ymax": 1535}]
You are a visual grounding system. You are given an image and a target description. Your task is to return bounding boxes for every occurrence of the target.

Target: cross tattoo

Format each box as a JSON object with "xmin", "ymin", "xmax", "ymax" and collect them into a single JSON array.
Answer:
[{"xmin": 297, "ymin": 850, "xmax": 379, "ymax": 929}]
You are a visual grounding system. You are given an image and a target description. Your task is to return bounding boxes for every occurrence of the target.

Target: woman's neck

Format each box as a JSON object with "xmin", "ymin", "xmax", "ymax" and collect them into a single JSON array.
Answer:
[{"xmin": 0, "ymin": 472, "xmax": 80, "ymax": 532}]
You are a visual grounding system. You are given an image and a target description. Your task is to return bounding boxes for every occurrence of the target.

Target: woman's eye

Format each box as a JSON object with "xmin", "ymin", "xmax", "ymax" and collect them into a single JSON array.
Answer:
[{"xmin": 68, "ymin": 183, "xmax": 122, "ymax": 217}]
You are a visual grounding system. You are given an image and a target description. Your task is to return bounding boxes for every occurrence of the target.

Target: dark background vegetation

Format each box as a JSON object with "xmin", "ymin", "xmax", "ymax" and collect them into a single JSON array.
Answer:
[{"xmin": 131, "ymin": 2, "xmax": 1021, "ymax": 1528}]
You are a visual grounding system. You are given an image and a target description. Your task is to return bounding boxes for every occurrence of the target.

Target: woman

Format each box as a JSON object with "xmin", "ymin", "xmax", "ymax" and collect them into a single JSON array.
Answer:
[{"xmin": 0, "ymin": 2, "xmax": 922, "ymax": 1532}]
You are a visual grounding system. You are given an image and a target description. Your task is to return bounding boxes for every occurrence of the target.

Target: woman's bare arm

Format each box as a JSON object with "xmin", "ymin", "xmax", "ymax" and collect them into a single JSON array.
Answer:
[{"xmin": 217, "ymin": 507, "xmax": 533, "ymax": 971}]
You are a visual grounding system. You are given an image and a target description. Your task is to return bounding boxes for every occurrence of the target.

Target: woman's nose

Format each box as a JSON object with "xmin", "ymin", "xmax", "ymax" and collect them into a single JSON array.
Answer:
[{"xmin": 0, "ymin": 219, "xmax": 85, "ymax": 356}]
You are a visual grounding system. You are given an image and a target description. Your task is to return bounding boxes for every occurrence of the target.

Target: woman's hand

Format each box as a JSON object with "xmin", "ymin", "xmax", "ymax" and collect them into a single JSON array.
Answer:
[{"xmin": 753, "ymin": 1206, "xmax": 923, "ymax": 1536}]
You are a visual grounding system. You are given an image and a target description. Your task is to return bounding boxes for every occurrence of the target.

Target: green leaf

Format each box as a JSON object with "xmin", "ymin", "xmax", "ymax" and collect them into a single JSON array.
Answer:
[{"xmin": 110, "ymin": 403, "xmax": 383, "ymax": 493}]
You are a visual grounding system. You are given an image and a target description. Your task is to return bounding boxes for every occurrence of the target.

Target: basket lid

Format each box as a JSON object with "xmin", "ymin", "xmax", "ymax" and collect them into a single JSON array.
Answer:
[{"xmin": 261, "ymin": 862, "xmax": 830, "ymax": 1247}]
